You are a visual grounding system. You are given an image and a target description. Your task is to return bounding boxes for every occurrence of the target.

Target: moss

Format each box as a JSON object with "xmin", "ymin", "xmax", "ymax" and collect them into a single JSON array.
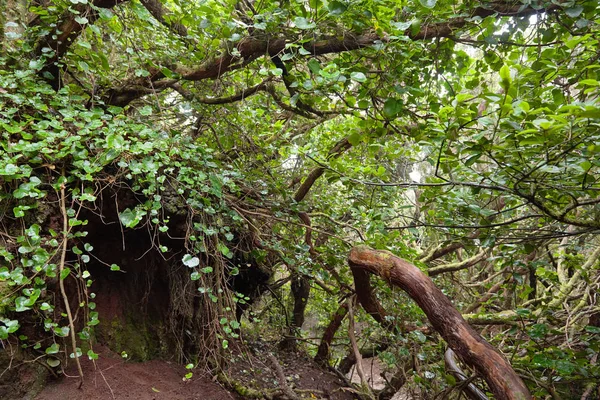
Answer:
[
  {"xmin": 95, "ymin": 310, "xmax": 166, "ymax": 361},
  {"xmin": 217, "ymin": 372, "xmax": 267, "ymax": 399}
]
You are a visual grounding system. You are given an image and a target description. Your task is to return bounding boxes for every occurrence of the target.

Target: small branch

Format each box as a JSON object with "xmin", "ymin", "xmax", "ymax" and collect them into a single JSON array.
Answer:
[
  {"xmin": 347, "ymin": 297, "xmax": 375, "ymax": 399},
  {"xmin": 428, "ymin": 250, "xmax": 489, "ymax": 277},
  {"xmin": 172, "ymin": 80, "xmax": 271, "ymax": 104},
  {"xmin": 59, "ymin": 179, "xmax": 84, "ymax": 387}
]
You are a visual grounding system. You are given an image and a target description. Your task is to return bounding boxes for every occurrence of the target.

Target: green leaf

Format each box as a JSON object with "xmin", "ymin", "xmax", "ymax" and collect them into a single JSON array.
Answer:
[
  {"xmin": 328, "ymin": 1, "xmax": 347, "ymax": 15},
  {"xmin": 383, "ymin": 98, "xmax": 402, "ymax": 118},
  {"xmin": 46, "ymin": 343, "xmax": 60, "ymax": 354},
  {"xmin": 419, "ymin": 0, "xmax": 437, "ymax": 8},
  {"xmin": 348, "ymin": 131, "xmax": 362, "ymax": 146},
  {"xmin": 565, "ymin": 5, "xmax": 583, "ymax": 18},
  {"xmin": 139, "ymin": 106, "xmax": 153, "ymax": 116},
  {"xmin": 350, "ymin": 72, "xmax": 367, "ymax": 83},
  {"xmin": 0, "ymin": 163, "xmax": 20, "ymax": 176},
  {"xmin": 15, "ymin": 296, "xmax": 30, "ymax": 312},
  {"xmin": 60, "ymin": 267, "xmax": 71, "ymax": 280},
  {"xmin": 87, "ymin": 350, "xmax": 99, "ymax": 360},
  {"xmin": 294, "ymin": 17, "xmax": 316, "ymax": 30},
  {"xmin": 182, "ymin": 254, "xmax": 200, "ymax": 268},
  {"xmin": 47, "ymin": 358, "xmax": 61, "ymax": 368},
  {"xmin": 118, "ymin": 208, "xmax": 145, "ymax": 228},
  {"xmin": 499, "ymin": 65, "xmax": 511, "ymax": 90},
  {"xmin": 307, "ymin": 59, "xmax": 321, "ymax": 74}
]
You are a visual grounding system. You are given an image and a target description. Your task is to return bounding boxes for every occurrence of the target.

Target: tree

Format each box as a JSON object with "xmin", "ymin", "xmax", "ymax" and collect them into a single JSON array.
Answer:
[{"xmin": 1, "ymin": 0, "xmax": 599, "ymax": 398}]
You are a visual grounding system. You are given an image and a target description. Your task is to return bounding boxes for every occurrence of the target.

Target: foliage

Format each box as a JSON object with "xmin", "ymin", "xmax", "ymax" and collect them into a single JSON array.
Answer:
[{"xmin": 1, "ymin": 0, "xmax": 600, "ymax": 397}]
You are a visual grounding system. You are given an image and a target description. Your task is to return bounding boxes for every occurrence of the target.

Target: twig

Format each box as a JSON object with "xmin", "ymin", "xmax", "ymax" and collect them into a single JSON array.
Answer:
[
  {"xmin": 59, "ymin": 179, "xmax": 84, "ymax": 388},
  {"xmin": 347, "ymin": 297, "xmax": 375, "ymax": 399}
]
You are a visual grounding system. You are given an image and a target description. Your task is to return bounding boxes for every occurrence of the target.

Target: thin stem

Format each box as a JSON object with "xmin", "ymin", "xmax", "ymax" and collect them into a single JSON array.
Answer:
[{"xmin": 59, "ymin": 178, "xmax": 84, "ymax": 387}]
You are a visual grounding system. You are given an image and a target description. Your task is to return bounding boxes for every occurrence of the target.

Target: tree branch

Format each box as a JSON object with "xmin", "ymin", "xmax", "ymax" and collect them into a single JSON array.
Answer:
[
  {"xmin": 34, "ymin": 0, "xmax": 128, "ymax": 89},
  {"xmin": 348, "ymin": 245, "xmax": 531, "ymax": 400},
  {"xmin": 139, "ymin": 0, "xmax": 188, "ymax": 38}
]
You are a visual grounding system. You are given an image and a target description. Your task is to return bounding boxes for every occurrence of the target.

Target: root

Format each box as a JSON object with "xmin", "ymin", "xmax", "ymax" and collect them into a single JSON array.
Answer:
[{"xmin": 267, "ymin": 353, "xmax": 299, "ymax": 400}]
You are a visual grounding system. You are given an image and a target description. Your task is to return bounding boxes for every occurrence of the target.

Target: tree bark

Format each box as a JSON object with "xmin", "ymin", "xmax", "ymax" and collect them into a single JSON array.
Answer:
[
  {"xmin": 314, "ymin": 302, "xmax": 348, "ymax": 366},
  {"xmin": 348, "ymin": 245, "xmax": 531, "ymax": 400}
]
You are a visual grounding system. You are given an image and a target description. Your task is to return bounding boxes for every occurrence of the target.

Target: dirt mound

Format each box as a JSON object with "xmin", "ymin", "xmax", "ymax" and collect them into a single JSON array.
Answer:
[{"xmin": 35, "ymin": 346, "xmax": 236, "ymax": 400}]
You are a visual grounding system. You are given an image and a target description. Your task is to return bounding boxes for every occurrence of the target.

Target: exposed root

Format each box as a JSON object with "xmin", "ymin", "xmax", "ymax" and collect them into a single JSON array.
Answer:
[{"xmin": 267, "ymin": 353, "xmax": 300, "ymax": 400}]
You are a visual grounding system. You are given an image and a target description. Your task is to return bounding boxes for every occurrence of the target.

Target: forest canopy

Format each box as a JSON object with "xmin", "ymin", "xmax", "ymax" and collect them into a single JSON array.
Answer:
[{"xmin": 1, "ymin": 0, "xmax": 600, "ymax": 398}]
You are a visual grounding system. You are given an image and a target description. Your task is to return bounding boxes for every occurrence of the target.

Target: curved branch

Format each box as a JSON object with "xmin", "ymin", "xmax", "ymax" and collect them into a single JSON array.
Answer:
[
  {"xmin": 294, "ymin": 138, "xmax": 351, "ymax": 202},
  {"xmin": 34, "ymin": 0, "xmax": 128, "ymax": 89},
  {"xmin": 104, "ymin": 1, "xmax": 562, "ymax": 106},
  {"xmin": 348, "ymin": 245, "xmax": 531, "ymax": 400}
]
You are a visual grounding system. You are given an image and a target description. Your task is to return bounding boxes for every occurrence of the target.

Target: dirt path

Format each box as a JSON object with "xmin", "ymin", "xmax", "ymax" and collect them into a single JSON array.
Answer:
[{"xmin": 36, "ymin": 346, "xmax": 236, "ymax": 400}]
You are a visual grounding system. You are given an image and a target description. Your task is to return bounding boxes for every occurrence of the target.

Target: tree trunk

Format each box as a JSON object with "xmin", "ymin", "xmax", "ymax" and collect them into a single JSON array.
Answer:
[
  {"xmin": 348, "ymin": 245, "xmax": 531, "ymax": 400},
  {"xmin": 280, "ymin": 274, "xmax": 310, "ymax": 350}
]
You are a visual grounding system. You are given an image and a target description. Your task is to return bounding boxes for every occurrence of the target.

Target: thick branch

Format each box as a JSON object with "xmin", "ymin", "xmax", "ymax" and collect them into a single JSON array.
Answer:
[
  {"xmin": 34, "ymin": 0, "xmax": 128, "ymax": 89},
  {"xmin": 348, "ymin": 246, "xmax": 531, "ymax": 400},
  {"xmin": 294, "ymin": 138, "xmax": 351, "ymax": 202},
  {"xmin": 104, "ymin": 1, "xmax": 560, "ymax": 106},
  {"xmin": 314, "ymin": 302, "xmax": 348, "ymax": 366},
  {"xmin": 140, "ymin": 0, "xmax": 188, "ymax": 38}
]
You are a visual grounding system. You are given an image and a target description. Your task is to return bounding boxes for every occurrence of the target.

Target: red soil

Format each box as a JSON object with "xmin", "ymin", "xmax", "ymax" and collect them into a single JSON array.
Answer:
[{"xmin": 35, "ymin": 346, "xmax": 237, "ymax": 400}]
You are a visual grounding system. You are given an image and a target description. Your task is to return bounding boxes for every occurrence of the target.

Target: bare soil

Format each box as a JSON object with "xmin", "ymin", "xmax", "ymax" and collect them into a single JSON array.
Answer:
[
  {"xmin": 33, "ymin": 343, "xmax": 356, "ymax": 400},
  {"xmin": 35, "ymin": 345, "xmax": 237, "ymax": 400}
]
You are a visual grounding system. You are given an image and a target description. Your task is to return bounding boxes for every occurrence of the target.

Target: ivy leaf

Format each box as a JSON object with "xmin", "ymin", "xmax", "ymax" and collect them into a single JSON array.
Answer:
[
  {"xmin": 307, "ymin": 59, "xmax": 321, "ymax": 74},
  {"xmin": 139, "ymin": 106, "xmax": 153, "ymax": 116},
  {"xmin": 47, "ymin": 358, "xmax": 61, "ymax": 368},
  {"xmin": 118, "ymin": 208, "xmax": 145, "ymax": 228},
  {"xmin": 419, "ymin": 0, "xmax": 437, "ymax": 8},
  {"xmin": 293, "ymin": 17, "xmax": 316, "ymax": 30},
  {"xmin": 348, "ymin": 131, "xmax": 362, "ymax": 146},
  {"xmin": 46, "ymin": 343, "xmax": 60, "ymax": 354},
  {"xmin": 182, "ymin": 254, "xmax": 200, "ymax": 268},
  {"xmin": 60, "ymin": 267, "xmax": 71, "ymax": 281},
  {"xmin": 15, "ymin": 297, "xmax": 30, "ymax": 312}
]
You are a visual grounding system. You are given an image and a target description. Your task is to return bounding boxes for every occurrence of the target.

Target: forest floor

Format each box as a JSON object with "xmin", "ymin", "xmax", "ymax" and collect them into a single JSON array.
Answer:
[
  {"xmin": 34, "ymin": 343, "xmax": 355, "ymax": 400},
  {"xmin": 35, "ymin": 345, "xmax": 236, "ymax": 400}
]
